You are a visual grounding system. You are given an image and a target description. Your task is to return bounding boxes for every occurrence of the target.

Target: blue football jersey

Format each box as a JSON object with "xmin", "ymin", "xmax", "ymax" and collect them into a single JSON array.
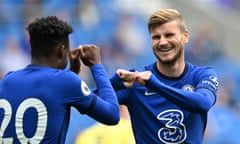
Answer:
[
  {"xmin": 0, "ymin": 64, "xmax": 119, "ymax": 144},
  {"xmin": 111, "ymin": 62, "xmax": 219, "ymax": 144}
]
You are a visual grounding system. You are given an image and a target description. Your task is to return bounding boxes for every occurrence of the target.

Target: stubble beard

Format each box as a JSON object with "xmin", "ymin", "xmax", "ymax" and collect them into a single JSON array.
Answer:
[{"xmin": 156, "ymin": 47, "xmax": 183, "ymax": 66}]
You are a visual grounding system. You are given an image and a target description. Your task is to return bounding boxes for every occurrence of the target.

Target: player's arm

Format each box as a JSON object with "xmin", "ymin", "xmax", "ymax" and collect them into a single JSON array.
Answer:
[
  {"xmin": 85, "ymin": 64, "xmax": 120, "ymax": 125},
  {"xmin": 79, "ymin": 45, "xmax": 120, "ymax": 125},
  {"xmin": 136, "ymin": 69, "xmax": 219, "ymax": 113}
]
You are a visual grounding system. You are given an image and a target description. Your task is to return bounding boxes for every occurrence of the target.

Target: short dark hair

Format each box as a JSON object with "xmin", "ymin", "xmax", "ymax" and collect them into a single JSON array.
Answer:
[{"xmin": 26, "ymin": 16, "xmax": 73, "ymax": 58}]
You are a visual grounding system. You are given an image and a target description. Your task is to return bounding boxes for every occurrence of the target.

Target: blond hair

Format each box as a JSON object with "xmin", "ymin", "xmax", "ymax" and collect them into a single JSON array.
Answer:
[{"xmin": 148, "ymin": 9, "xmax": 187, "ymax": 32}]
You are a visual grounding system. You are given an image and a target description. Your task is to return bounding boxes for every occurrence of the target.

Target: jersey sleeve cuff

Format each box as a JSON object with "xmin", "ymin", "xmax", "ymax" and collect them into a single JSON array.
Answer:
[{"xmin": 90, "ymin": 64, "xmax": 104, "ymax": 70}]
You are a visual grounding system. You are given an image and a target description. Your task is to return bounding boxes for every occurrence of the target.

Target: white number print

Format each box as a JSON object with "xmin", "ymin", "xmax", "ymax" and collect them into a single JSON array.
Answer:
[
  {"xmin": 157, "ymin": 109, "xmax": 187, "ymax": 144},
  {"xmin": 0, "ymin": 98, "xmax": 48, "ymax": 144},
  {"xmin": 0, "ymin": 99, "xmax": 13, "ymax": 144}
]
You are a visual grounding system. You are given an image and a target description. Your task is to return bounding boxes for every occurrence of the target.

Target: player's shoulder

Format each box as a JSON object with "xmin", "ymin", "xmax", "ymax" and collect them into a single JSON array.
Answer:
[
  {"xmin": 55, "ymin": 69, "xmax": 79, "ymax": 78},
  {"xmin": 26, "ymin": 65, "xmax": 83, "ymax": 84},
  {"xmin": 187, "ymin": 62, "xmax": 218, "ymax": 77},
  {"xmin": 52, "ymin": 69, "xmax": 84, "ymax": 87},
  {"xmin": 143, "ymin": 62, "xmax": 155, "ymax": 71},
  {"xmin": 28, "ymin": 65, "xmax": 81, "ymax": 81},
  {"xmin": 188, "ymin": 62, "xmax": 215, "ymax": 71},
  {"xmin": 0, "ymin": 69, "xmax": 22, "ymax": 82}
]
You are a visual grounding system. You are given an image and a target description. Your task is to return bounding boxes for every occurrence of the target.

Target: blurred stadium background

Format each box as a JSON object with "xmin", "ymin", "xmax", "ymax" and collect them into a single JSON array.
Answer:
[{"xmin": 1, "ymin": 0, "xmax": 240, "ymax": 143}]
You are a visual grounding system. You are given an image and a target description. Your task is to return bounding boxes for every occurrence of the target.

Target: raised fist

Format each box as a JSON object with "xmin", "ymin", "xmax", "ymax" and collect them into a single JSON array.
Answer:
[
  {"xmin": 69, "ymin": 48, "xmax": 81, "ymax": 74},
  {"xmin": 79, "ymin": 44, "xmax": 101, "ymax": 67},
  {"xmin": 116, "ymin": 69, "xmax": 137, "ymax": 88}
]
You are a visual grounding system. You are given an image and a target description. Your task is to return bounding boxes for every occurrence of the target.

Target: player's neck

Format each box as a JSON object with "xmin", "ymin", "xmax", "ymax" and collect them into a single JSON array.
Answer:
[
  {"xmin": 31, "ymin": 57, "xmax": 57, "ymax": 68},
  {"xmin": 157, "ymin": 60, "xmax": 185, "ymax": 78}
]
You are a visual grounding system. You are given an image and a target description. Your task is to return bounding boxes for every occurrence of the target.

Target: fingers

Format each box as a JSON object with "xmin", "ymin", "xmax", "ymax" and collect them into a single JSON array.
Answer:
[
  {"xmin": 78, "ymin": 45, "xmax": 89, "ymax": 58},
  {"xmin": 77, "ymin": 44, "xmax": 101, "ymax": 66},
  {"xmin": 117, "ymin": 69, "xmax": 137, "ymax": 81},
  {"xmin": 69, "ymin": 48, "xmax": 81, "ymax": 74},
  {"xmin": 78, "ymin": 44, "xmax": 99, "ymax": 57},
  {"xmin": 116, "ymin": 69, "xmax": 152, "ymax": 85},
  {"xmin": 70, "ymin": 48, "xmax": 80, "ymax": 59},
  {"xmin": 136, "ymin": 71, "xmax": 152, "ymax": 85},
  {"xmin": 117, "ymin": 69, "xmax": 130, "ymax": 78},
  {"xmin": 78, "ymin": 45, "xmax": 85, "ymax": 58}
]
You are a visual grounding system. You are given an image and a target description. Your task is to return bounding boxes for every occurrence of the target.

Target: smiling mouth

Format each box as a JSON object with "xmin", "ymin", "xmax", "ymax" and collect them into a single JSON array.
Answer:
[{"xmin": 158, "ymin": 47, "xmax": 173, "ymax": 52}]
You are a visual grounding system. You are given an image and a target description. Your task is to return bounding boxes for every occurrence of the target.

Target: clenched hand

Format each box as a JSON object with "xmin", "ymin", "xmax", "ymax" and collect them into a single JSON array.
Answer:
[{"xmin": 79, "ymin": 45, "xmax": 101, "ymax": 67}]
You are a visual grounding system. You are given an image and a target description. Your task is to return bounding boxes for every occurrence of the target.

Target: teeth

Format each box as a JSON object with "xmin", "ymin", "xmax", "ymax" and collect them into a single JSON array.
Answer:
[{"xmin": 158, "ymin": 47, "xmax": 171, "ymax": 52}]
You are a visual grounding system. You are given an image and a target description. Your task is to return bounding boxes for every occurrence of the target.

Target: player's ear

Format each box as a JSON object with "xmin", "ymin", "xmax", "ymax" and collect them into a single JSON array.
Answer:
[
  {"xmin": 56, "ymin": 45, "xmax": 66, "ymax": 59},
  {"xmin": 183, "ymin": 30, "xmax": 189, "ymax": 43},
  {"xmin": 56, "ymin": 45, "xmax": 69, "ymax": 69}
]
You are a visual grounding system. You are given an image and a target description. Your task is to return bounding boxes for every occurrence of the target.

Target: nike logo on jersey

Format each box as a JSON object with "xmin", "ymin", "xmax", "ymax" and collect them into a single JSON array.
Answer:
[{"xmin": 144, "ymin": 90, "xmax": 157, "ymax": 96}]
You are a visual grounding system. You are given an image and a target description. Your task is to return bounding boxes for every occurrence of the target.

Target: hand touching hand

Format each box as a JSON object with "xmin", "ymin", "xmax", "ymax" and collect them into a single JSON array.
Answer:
[
  {"xmin": 79, "ymin": 45, "xmax": 101, "ymax": 67},
  {"xmin": 135, "ymin": 71, "xmax": 152, "ymax": 85},
  {"xmin": 69, "ymin": 48, "xmax": 81, "ymax": 74},
  {"xmin": 116, "ymin": 69, "xmax": 152, "ymax": 87},
  {"xmin": 116, "ymin": 69, "xmax": 137, "ymax": 88}
]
